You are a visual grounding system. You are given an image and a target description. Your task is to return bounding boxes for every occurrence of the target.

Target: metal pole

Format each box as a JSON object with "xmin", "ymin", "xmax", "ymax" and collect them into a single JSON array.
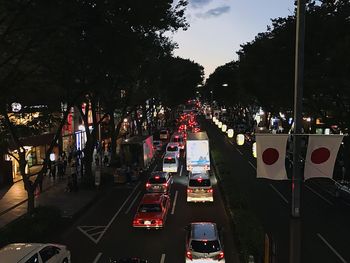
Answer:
[{"xmin": 290, "ymin": 0, "xmax": 305, "ymax": 262}]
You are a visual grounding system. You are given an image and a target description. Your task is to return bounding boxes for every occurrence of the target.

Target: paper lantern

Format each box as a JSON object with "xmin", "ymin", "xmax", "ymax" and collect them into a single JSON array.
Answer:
[
  {"xmin": 227, "ymin": 129, "xmax": 234, "ymax": 138},
  {"xmin": 213, "ymin": 117, "xmax": 217, "ymax": 122},
  {"xmin": 252, "ymin": 142, "xmax": 257, "ymax": 158},
  {"xmin": 236, "ymin": 134, "xmax": 245, "ymax": 145},
  {"xmin": 218, "ymin": 122, "xmax": 222, "ymax": 129},
  {"xmin": 221, "ymin": 124, "xmax": 227, "ymax": 132},
  {"xmin": 50, "ymin": 153, "xmax": 56, "ymax": 161}
]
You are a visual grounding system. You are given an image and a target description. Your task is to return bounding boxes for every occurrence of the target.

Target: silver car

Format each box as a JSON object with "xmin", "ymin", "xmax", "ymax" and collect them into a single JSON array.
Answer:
[
  {"xmin": 187, "ymin": 171, "xmax": 213, "ymax": 202},
  {"xmin": 185, "ymin": 222, "xmax": 225, "ymax": 262}
]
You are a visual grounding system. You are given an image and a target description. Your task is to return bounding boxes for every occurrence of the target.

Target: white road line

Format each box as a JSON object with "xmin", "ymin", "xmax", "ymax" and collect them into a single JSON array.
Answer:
[
  {"xmin": 179, "ymin": 165, "xmax": 183, "ymax": 176},
  {"xmin": 171, "ymin": 191, "xmax": 179, "ymax": 215},
  {"xmin": 269, "ymin": 184, "xmax": 289, "ymax": 204},
  {"xmin": 160, "ymin": 253, "xmax": 166, "ymax": 263},
  {"xmin": 317, "ymin": 234, "xmax": 348, "ymax": 263},
  {"xmin": 96, "ymin": 182, "xmax": 141, "ymax": 243},
  {"xmin": 248, "ymin": 161, "xmax": 256, "ymax": 170},
  {"xmin": 161, "ymin": 153, "xmax": 165, "ymax": 159},
  {"xmin": 92, "ymin": 252, "xmax": 102, "ymax": 263},
  {"xmin": 236, "ymin": 148, "xmax": 243, "ymax": 155},
  {"xmin": 125, "ymin": 191, "xmax": 141, "ymax": 214},
  {"xmin": 305, "ymin": 185, "xmax": 333, "ymax": 206}
]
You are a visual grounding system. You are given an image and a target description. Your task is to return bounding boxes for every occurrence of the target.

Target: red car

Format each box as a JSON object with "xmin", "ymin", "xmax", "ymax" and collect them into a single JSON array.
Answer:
[{"xmin": 133, "ymin": 193, "xmax": 171, "ymax": 229}]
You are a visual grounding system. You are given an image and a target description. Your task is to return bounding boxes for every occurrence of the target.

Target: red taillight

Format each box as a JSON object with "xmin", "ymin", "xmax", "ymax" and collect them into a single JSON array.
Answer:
[
  {"xmin": 146, "ymin": 183, "xmax": 150, "ymax": 188},
  {"xmin": 155, "ymin": 176, "xmax": 160, "ymax": 179},
  {"xmin": 163, "ymin": 183, "xmax": 168, "ymax": 187},
  {"xmin": 218, "ymin": 251, "xmax": 224, "ymax": 259},
  {"xmin": 155, "ymin": 219, "xmax": 163, "ymax": 225},
  {"xmin": 186, "ymin": 251, "xmax": 193, "ymax": 260},
  {"xmin": 207, "ymin": 188, "xmax": 213, "ymax": 193},
  {"xmin": 187, "ymin": 189, "xmax": 193, "ymax": 193}
]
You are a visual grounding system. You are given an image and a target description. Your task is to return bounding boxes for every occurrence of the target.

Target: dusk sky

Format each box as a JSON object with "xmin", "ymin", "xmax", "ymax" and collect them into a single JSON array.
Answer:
[{"xmin": 171, "ymin": 0, "xmax": 296, "ymax": 79}]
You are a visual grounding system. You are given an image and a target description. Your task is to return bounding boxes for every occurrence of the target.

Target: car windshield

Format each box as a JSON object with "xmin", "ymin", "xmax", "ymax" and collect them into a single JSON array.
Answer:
[
  {"xmin": 154, "ymin": 141, "xmax": 160, "ymax": 145},
  {"xmin": 164, "ymin": 158, "xmax": 176, "ymax": 164},
  {"xmin": 172, "ymin": 137, "xmax": 183, "ymax": 143},
  {"xmin": 167, "ymin": 146, "xmax": 178, "ymax": 152},
  {"xmin": 160, "ymin": 131, "xmax": 167, "ymax": 134},
  {"xmin": 190, "ymin": 240, "xmax": 221, "ymax": 253},
  {"xmin": 149, "ymin": 177, "xmax": 166, "ymax": 184},
  {"xmin": 189, "ymin": 179, "xmax": 211, "ymax": 187},
  {"xmin": 138, "ymin": 204, "xmax": 162, "ymax": 213}
]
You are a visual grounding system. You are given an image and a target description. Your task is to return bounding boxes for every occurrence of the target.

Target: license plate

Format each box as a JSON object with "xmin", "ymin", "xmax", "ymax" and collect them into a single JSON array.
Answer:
[{"xmin": 144, "ymin": 220, "xmax": 151, "ymax": 225}]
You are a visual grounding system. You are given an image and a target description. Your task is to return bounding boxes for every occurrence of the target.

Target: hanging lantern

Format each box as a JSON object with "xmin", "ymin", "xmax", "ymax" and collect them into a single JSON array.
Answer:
[
  {"xmin": 218, "ymin": 122, "xmax": 223, "ymax": 129},
  {"xmin": 236, "ymin": 134, "xmax": 245, "ymax": 145},
  {"xmin": 213, "ymin": 117, "xmax": 217, "ymax": 122},
  {"xmin": 221, "ymin": 124, "xmax": 227, "ymax": 132},
  {"xmin": 252, "ymin": 142, "xmax": 257, "ymax": 158},
  {"xmin": 227, "ymin": 129, "xmax": 234, "ymax": 138}
]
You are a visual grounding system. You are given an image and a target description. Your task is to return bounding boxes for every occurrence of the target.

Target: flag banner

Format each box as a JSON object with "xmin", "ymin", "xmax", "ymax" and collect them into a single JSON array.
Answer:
[
  {"xmin": 304, "ymin": 135, "xmax": 344, "ymax": 180},
  {"xmin": 256, "ymin": 134, "xmax": 289, "ymax": 180}
]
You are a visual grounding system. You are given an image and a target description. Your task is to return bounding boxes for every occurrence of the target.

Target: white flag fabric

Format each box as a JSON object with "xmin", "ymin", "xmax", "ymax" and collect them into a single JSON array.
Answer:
[
  {"xmin": 304, "ymin": 135, "xmax": 344, "ymax": 180},
  {"xmin": 256, "ymin": 134, "xmax": 289, "ymax": 180}
]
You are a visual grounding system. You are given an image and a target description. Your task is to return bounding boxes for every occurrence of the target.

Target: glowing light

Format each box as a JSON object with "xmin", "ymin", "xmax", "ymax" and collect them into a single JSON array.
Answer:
[
  {"xmin": 237, "ymin": 134, "xmax": 245, "ymax": 145},
  {"xmin": 252, "ymin": 142, "xmax": 257, "ymax": 158},
  {"xmin": 218, "ymin": 122, "xmax": 222, "ymax": 129},
  {"xmin": 50, "ymin": 153, "xmax": 55, "ymax": 161},
  {"xmin": 221, "ymin": 124, "xmax": 227, "ymax": 132},
  {"xmin": 227, "ymin": 129, "xmax": 234, "ymax": 138}
]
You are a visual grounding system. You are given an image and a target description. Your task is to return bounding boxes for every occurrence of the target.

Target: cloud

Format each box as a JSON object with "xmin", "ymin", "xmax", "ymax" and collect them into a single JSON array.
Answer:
[
  {"xmin": 189, "ymin": 0, "xmax": 213, "ymax": 9},
  {"xmin": 195, "ymin": 5, "xmax": 230, "ymax": 19}
]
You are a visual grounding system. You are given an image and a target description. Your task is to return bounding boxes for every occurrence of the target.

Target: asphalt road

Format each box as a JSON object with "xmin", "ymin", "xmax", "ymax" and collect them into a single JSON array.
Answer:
[
  {"xmin": 60, "ymin": 147, "xmax": 240, "ymax": 262},
  {"xmin": 202, "ymin": 118, "xmax": 350, "ymax": 263}
]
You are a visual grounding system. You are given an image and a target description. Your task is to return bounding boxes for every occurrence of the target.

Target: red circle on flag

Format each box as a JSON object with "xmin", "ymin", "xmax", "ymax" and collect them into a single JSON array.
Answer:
[
  {"xmin": 262, "ymin": 148, "xmax": 279, "ymax": 165},
  {"xmin": 311, "ymin": 147, "xmax": 330, "ymax": 164}
]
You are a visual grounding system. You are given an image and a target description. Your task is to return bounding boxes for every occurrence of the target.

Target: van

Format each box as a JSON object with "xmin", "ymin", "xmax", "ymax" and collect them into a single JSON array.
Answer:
[
  {"xmin": 163, "ymin": 153, "xmax": 179, "ymax": 174},
  {"xmin": 159, "ymin": 129, "xmax": 169, "ymax": 140},
  {"xmin": 165, "ymin": 143, "xmax": 180, "ymax": 158},
  {"xmin": 187, "ymin": 171, "xmax": 213, "ymax": 202},
  {"xmin": 170, "ymin": 133, "xmax": 185, "ymax": 150}
]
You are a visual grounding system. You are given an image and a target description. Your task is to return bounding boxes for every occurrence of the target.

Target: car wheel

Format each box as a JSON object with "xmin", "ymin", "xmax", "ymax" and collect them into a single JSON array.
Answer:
[{"xmin": 62, "ymin": 258, "xmax": 69, "ymax": 263}]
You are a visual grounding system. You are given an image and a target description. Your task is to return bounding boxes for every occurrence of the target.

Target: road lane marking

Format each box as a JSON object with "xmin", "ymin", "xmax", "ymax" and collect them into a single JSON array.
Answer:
[
  {"xmin": 125, "ymin": 191, "xmax": 141, "ymax": 214},
  {"xmin": 96, "ymin": 182, "xmax": 141, "ymax": 243},
  {"xmin": 160, "ymin": 254, "xmax": 166, "ymax": 263},
  {"xmin": 317, "ymin": 234, "xmax": 348, "ymax": 263},
  {"xmin": 269, "ymin": 184, "xmax": 289, "ymax": 204},
  {"xmin": 161, "ymin": 153, "xmax": 165, "ymax": 159},
  {"xmin": 171, "ymin": 191, "xmax": 179, "ymax": 215},
  {"xmin": 248, "ymin": 161, "xmax": 256, "ymax": 170},
  {"xmin": 305, "ymin": 185, "xmax": 333, "ymax": 206},
  {"xmin": 235, "ymin": 148, "xmax": 243, "ymax": 155},
  {"xmin": 179, "ymin": 165, "xmax": 183, "ymax": 176},
  {"xmin": 92, "ymin": 252, "xmax": 102, "ymax": 263}
]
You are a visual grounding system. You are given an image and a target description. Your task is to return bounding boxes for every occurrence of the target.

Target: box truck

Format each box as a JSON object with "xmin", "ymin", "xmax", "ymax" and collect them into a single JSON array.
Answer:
[
  {"xmin": 186, "ymin": 132, "xmax": 210, "ymax": 172},
  {"xmin": 121, "ymin": 135, "xmax": 154, "ymax": 169}
]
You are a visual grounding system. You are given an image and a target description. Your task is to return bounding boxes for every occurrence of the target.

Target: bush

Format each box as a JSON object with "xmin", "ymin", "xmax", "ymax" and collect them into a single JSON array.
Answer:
[{"xmin": 0, "ymin": 206, "xmax": 68, "ymax": 247}]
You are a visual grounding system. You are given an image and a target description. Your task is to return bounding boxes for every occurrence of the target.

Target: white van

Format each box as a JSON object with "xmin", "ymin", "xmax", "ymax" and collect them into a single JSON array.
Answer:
[{"xmin": 163, "ymin": 152, "xmax": 179, "ymax": 174}]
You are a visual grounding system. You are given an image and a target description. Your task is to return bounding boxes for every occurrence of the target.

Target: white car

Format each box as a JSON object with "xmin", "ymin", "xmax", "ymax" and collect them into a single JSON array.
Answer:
[
  {"xmin": 187, "ymin": 171, "xmax": 213, "ymax": 203},
  {"xmin": 163, "ymin": 153, "xmax": 179, "ymax": 174},
  {"xmin": 0, "ymin": 243, "xmax": 71, "ymax": 263},
  {"xmin": 166, "ymin": 142, "xmax": 180, "ymax": 158}
]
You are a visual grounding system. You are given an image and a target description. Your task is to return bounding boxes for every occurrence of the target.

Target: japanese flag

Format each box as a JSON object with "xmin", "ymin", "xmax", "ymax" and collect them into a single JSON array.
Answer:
[
  {"xmin": 256, "ymin": 134, "xmax": 289, "ymax": 180},
  {"xmin": 304, "ymin": 135, "xmax": 344, "ymax": 180}
]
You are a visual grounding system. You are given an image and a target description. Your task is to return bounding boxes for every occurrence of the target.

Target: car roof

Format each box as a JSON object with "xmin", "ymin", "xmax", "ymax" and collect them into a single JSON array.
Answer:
[
  {"xmin": 189, "ymin": 172, "xmax": 210, "ymax": 179},
  {"xmin": 167, "ymin": 143, "xmax": 179, "ymax": 147},
  {"xmin": 150, "ymin": 171, "xmax": 168, "ymax": 178},
  {"xmin": 164, "ymin": 152, "xmax": 176, "ymax": 158},
  {"xmin": 0, "ymin": 243, "xmax": 46, "ymax": 261},
  {"xmin": 141, "ymin": 193, "xmax": 164, "ymax": 204},
  {"xmin": 191, "ymin": 222, "xmax": 217, "ymax": 240}
]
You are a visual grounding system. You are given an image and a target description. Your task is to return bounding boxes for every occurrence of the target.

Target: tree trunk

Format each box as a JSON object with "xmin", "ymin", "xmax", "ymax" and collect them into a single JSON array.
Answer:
[{"xmin": 27, "ymin": 188, "xmax": 35, "ymax": 215}]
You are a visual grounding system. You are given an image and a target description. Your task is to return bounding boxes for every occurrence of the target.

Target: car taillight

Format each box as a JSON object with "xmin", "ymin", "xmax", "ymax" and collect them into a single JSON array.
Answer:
[
  {"xmin": 186, "ymin": 251, "xmax": 193, "ymax": 260},
  {"xmin": 146, "ymin": 183, "xmax": 150, "ymax": 188},
  {"xmin": 207, "ymin": 188, "xmax": 213, "ymax": 193},
  {"xmin": 187, "ymin": 189, "xmax": 193, "ymax": 193},
  {"xmin": 217, "ymin": 251, "xmax": 224, "ymax": 260},
  {"xmin": 155, "ymin": 219, "xmax": 163, "ymax": 225},
  {"xmin": 133, "ymin": 219, "xmax": 139, "ymax": 225},
  {"xmin": 163, "ymin": 183, "xmax": 168, "ymax": 187}
]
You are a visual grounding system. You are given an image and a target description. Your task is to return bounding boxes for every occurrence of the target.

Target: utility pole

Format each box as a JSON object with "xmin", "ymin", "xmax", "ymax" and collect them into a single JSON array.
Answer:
[{"xmin": 290, "ymin": 0, "xmax": 306, "ymax": 262}]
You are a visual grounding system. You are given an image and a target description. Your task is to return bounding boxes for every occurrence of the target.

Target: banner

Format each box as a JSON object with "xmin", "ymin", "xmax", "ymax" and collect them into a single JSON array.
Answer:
[
  {"xmin": 304, "ymin": 135, "xmax": 344, "ymax": 180},
  {"xmin": 256, "ymin": 134, "xmax": 289, "ymax": 180}
]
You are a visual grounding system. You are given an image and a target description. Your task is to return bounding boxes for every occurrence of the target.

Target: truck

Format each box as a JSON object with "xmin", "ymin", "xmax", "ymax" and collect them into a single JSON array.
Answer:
[
  {"xmin": 120, "ymin": 135, "xmax": 155, "ymax": 170},
  {"xmin": 186, "ymin": 131, "xmax": 210, "ymax": 172}
]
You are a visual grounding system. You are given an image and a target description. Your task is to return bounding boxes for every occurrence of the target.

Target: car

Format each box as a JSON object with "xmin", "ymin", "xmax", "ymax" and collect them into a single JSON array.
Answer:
[
  {"xmin": 0, "ymin": 243, "xmax": 71, "ymax": 263},
  {"xmin": 133, "ymin": 193, "xmax": 170, "ymax": 229},
  {"xmin": 146, "ymin": 171, "xmax": 173, "ymax": 193},
  {"xmin": 166, "ymin": 142, "xmax": 180, "ymax": 158},
  {"xmin": 187, "ymin": 171, "xmax": 213, "ymax": 202},
  {"xmin": 159, "ymin": 129, "xmax": 169, "ymax": 140},
  {"xmin": 162, "ymin": 152, "xmax": 179, "ymax": 174},
  {"xmin": 170, "ymin": 133, "xmax": 185, "ymax": 150},
  {"xmin": 153, "ymin": 140, "xmax": 163, "ymax": 151},
  {"xmin": 110, "ymin": 257, "xmax": 148, "ymax": 263},
  {"xmin": 185, "ymin": 222, "xmax": 225, "ymax": 262},
  {"xmin": 334, "ymin": 180, "xmax": 350, "ymax": 200}
]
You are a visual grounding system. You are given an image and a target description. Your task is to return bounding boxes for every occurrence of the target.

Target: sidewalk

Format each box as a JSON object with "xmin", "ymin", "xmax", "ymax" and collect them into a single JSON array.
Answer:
[{"xmin": 0, "ymin": 166, "xmax": 111, "ymax": 230}]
